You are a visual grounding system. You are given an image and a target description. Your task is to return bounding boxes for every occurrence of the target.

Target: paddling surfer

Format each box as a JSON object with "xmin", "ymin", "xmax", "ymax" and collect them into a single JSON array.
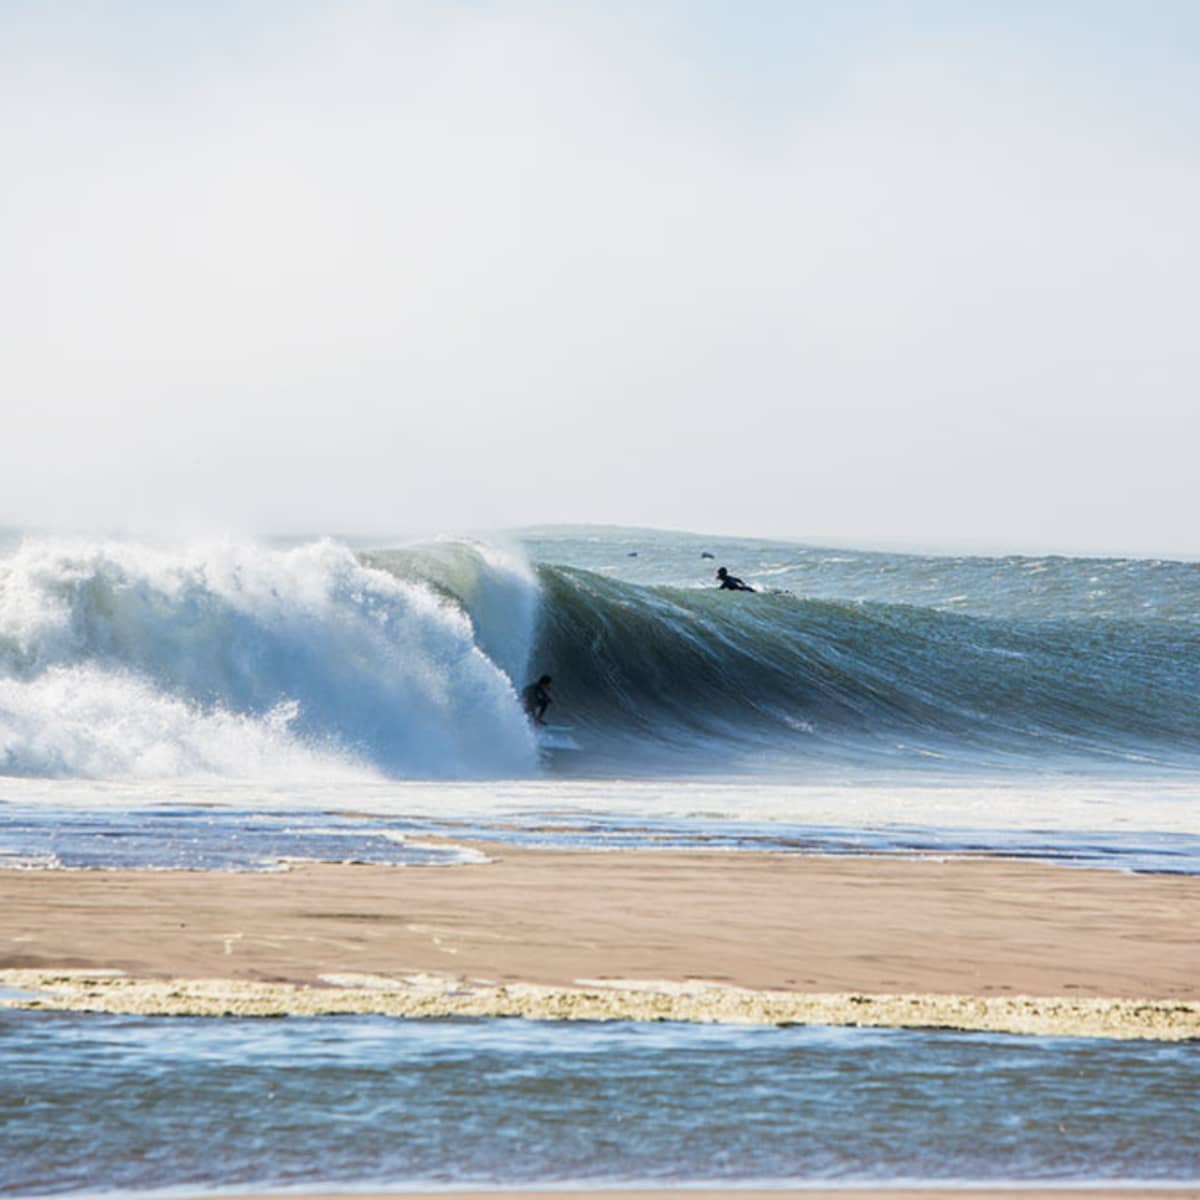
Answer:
[{"xmin": 715, "ymin": 567, "xmax": 755, "ymax": 592}]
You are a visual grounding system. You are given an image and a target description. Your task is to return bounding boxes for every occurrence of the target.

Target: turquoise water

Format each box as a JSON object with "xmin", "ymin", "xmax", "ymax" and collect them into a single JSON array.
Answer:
[
  {"xmin": 5, "ymin": 525, "xmax": 1197, "ymax": 865},
  {"xmin": 2, "ymin": 527, "xmax": 1199, "ymax": 783},
  {"xmin": 514, "ymin": 529, "xmax": 1200, "ymax": 777},
  {"xmin": 3, "ymin": 1013, "xmax": 1199, "ymax": 1195}
]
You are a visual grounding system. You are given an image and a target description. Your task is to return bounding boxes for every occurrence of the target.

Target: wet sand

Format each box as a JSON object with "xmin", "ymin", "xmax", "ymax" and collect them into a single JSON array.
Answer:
[{"xmin": 2, "ymin": 847, "xmax": 1198, "ymax": 1037}]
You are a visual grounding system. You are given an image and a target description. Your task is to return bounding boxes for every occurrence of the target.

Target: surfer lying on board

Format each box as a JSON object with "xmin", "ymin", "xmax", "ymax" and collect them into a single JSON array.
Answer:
[
  {"xmin": 716, "ymin": 567, "xmax": 755, "ymax": 592},
  {"xmin": 521, "ymin": 674, "xmax": 554, "ymax": 725}
]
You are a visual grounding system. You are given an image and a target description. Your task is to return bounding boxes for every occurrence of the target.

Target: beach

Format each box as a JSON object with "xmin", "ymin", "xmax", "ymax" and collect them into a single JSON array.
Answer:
[
  {"xmin": 3, "ymin": 847, "xmax": 1198, "ymax": 1039},
  {"xmin": 4, "ymin": 529, "xmax": 1200, "ymax": 1193},
  {"xmin": 5, "ymin": 843, "xmax": 1199, "ymax": 1195},
  {"xmin": 6, "ymin": 0, "xmax": 1200, "ymax": 1187}
]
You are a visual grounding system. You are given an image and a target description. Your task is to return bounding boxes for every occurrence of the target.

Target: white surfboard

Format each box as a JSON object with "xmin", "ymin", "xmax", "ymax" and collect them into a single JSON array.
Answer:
[{"xmin": 537, "ymin": 724, "xmax": 581, "ymax": 751}]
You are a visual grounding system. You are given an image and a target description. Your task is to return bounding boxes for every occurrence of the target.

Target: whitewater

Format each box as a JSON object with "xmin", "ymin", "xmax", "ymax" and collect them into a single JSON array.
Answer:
[
  {"xmin": 5, "ymin": 524, "xmax": 1200, "ymax": 1194},
  {"xmin": 1, "ymin": 524, "xmax": 1198, "ymax": 860},
  {"xmin": 0, "ymin": 534, "xmax": 540, "ymax": 781}
]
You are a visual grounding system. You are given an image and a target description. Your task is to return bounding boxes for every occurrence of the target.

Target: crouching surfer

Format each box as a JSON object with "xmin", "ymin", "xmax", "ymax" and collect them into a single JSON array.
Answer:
[
  {"xmin": 715, "ymin": 566, "xmax": 755, "ymax": 592},
  {"xmin": 521, "ymin": 674, "xmax": 554, "ymax": 725}
]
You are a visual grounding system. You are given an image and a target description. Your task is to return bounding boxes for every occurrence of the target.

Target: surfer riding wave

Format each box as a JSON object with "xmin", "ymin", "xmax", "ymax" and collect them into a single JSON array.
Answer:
[{"xmin": 521, "ymin": 674, "xmax": 554, "ymax": 725}]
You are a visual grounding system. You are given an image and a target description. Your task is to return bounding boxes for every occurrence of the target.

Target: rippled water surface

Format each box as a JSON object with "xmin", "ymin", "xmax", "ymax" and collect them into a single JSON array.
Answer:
[
  {"xmin": 4, "ymin": 798, "xmax": 1200, "ymax": 873},
  {"xmin": 2, "ymin": 1012, "xmax": 1198, "ymax": 1195}
]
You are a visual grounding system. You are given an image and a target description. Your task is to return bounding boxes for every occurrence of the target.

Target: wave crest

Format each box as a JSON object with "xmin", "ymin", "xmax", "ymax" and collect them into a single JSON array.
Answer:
[{"xmin": 0, "ymin": 538, "xmax": 539, "ymax": 779}]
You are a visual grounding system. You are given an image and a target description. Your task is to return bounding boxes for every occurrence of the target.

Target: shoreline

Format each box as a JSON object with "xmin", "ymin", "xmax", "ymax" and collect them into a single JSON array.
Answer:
[{"xmin": 3, "ymin": 847, "xmax": 1198, "ymax": 1039}]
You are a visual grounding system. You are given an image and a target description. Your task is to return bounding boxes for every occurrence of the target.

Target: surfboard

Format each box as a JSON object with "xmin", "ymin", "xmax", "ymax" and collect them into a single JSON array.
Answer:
[{"xmin": 536, "ymin": 724, "xmax": 580, "ymax": 751}]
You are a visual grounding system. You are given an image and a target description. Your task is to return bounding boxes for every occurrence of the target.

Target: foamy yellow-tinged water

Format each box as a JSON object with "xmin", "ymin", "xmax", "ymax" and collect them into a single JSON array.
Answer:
[{"xmin": 4, "ymin": 971, "xmax": 1198, "ymax": 1041}]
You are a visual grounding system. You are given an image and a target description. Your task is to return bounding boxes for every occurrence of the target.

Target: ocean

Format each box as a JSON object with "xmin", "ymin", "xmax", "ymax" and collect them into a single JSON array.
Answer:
[
  {"xmin": 1, "ymin": 525, "xmax": 1198, "ymax": 1192},
  {"xmin": 2, "ymin": 525, "xmax": 1197, "ymax": 863}
]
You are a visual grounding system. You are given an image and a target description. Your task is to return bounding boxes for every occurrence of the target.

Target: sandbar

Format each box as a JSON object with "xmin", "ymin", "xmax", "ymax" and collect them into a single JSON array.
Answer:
[{"xmin": 2, "ymin": 847, "xmax": 1198, "ymax": 1038}]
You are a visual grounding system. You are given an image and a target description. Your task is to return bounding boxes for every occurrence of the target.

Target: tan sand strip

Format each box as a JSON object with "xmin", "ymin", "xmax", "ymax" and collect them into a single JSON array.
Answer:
[
  {"xmin": 3, "ymin": 850, "xmax": 1198, "ymax": 1040},
  {"xmin": 3, "ymin": 969, "xmax": 1198, "ymax": 1040},
  {"xmin": 3, "ymin": 851, "xmax": 1199, "ymax": 999}
]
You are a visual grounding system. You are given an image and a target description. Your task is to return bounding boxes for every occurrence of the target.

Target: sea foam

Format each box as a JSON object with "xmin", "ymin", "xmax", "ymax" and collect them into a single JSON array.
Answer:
[{"xmin": 0, "ymin": 537, "xmax": 539, "ymax": 779}]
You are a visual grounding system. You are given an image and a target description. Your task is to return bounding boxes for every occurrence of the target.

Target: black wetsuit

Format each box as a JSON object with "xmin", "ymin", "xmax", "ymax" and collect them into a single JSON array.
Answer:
[
  {"xmin": 718, "ymin": 574, "xmax": 754, "ymax": 592},
  {"xmin": 521, "ymin": 681, "xmax": 552, "ymax": 723}
]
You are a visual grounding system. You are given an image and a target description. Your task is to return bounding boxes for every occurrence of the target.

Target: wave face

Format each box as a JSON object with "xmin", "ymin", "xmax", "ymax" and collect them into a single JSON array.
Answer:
[
  {"xmin": 0, "ymin": 538, "xmax": 538, "ymax": 780},
  {"xmin": 1, "ymin": 527, "xmax": 1198, "ymax": 783},
  {"xmin": 531, "ymin": 555, "xmax": 1200, "ymax": 776}
]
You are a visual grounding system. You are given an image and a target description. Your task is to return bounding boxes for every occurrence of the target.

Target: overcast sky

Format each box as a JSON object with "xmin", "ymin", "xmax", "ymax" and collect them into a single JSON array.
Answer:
[{"xmin": 3, "ymin": 1, "xmax": 1198, "ymax": 554}]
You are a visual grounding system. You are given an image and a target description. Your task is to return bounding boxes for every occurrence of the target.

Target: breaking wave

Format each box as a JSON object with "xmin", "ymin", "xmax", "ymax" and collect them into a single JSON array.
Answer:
[
  {"xmin": 1, "ymin": 533, "xmax": 1197, "ymax": 781},
  {"xmin": 0, "ymin": 537, "xmax": 538, "ymax": 780}
]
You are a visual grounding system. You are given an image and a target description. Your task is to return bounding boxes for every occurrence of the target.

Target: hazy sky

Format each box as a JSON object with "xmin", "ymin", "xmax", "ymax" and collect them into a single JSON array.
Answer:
[{"xmin": 3, "ymin": 1, "xmax": 1198, "ymax": 553}]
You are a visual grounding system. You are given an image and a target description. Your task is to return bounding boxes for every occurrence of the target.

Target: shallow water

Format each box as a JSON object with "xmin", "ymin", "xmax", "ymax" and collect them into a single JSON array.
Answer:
[
  {"xmin": 0, "ymin": 805, "xmax": 479, "ymax": 871},
  {"xmin": 3, "ymin": 800, "xmax": 1200, "ymax": 874},
  {"xmin": 2, "ymin": 1013, "xmax": 1199, "ymax": 1195}
]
